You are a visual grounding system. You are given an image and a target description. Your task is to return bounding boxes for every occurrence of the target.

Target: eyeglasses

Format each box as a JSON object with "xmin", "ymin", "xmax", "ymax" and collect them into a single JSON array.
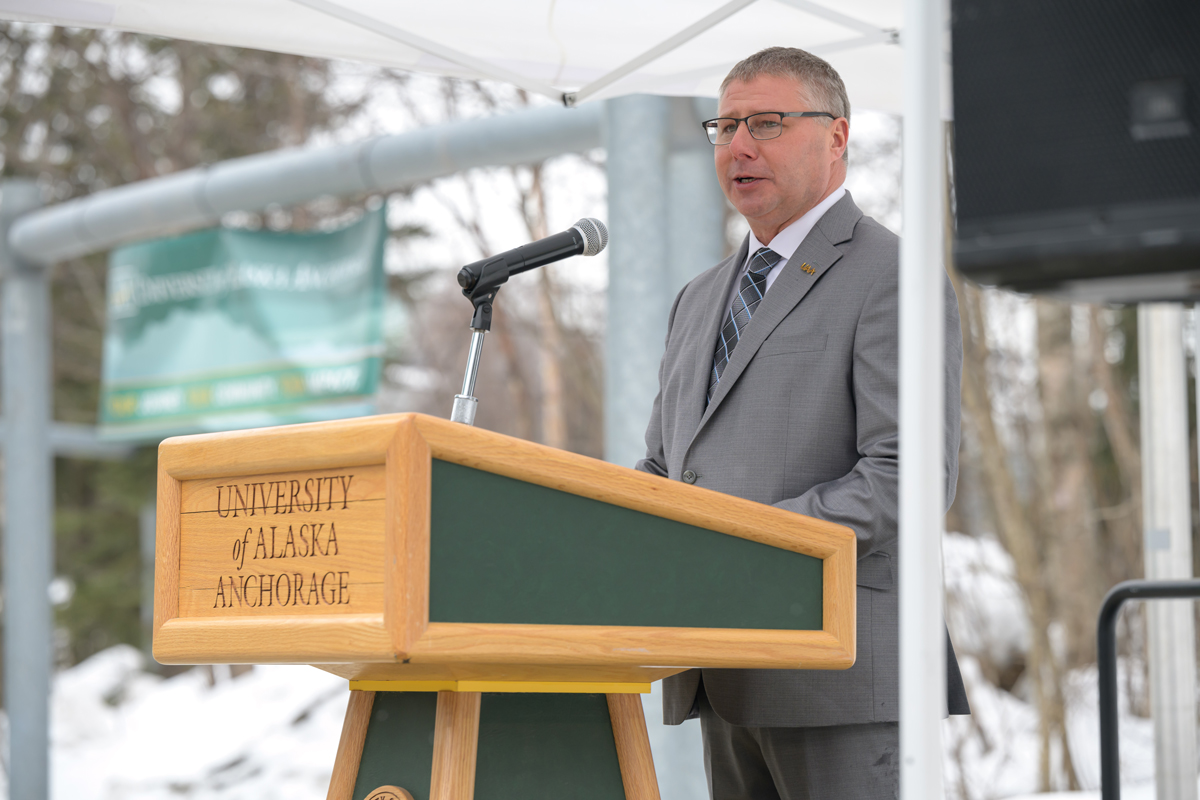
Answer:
[{"xmin": 702, "ymin": 112, "xmax": 836, "ymax": 145}]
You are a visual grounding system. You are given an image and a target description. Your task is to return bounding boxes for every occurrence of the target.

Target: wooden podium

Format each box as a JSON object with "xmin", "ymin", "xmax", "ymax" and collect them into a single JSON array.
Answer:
[{"xmin": 153, "ymin": 413, "xmax": 856, "ymax": 800}]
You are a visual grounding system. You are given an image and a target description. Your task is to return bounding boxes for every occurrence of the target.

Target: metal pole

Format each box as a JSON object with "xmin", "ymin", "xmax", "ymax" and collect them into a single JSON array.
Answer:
[
  {"xmin": 10, "ymin": 102, "xmax": 603, "ymax": 266},
  {"xmin": 1137, "ymin": 303, "xmax": 1197, "ymax": 800},
  {"xmin": 604, "ymin": 94, "xmax": 671, "ymax": 467},
  {"xmin": 667, "ymin": 97, "xmax": 726, "ymax": 296},
  {"xmin": 1, "ymin": 179, "xmax": 51, "ymax": 800},
  {"xmin": 0, "ymin": 419, "xmax": 133, "ymax": 459},
  {"xmin": 899, "ymin": 0, "xmax": 946, "ymax": 795},
  {"xmin": 604, "ymin": 95, "xmax": 725, "ymax": 471},
  {"xmin": 450, "ymin": 329, "xmax": 486, "ymax": 426}
]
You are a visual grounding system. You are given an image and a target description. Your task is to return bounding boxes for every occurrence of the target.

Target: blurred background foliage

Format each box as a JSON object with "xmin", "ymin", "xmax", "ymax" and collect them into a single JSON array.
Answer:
[{"xmin": 0, "ymin": 23, "xmax": 374, "ymax": 669}]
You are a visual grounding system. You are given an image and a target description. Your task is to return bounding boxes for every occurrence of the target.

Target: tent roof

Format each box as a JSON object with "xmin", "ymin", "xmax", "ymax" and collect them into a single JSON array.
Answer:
[{"xmin": 5, "ymin": 0, "xmax": 920, "ymax": 113}]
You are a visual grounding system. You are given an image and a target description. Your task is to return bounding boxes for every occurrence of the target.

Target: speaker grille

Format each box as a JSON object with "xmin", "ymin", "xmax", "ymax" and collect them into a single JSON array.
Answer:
[
  {"xmin": 572, "ymin": 218, "xmax": 609, "ymax": 257},
  {"xmin": 952, "ymin": 0, "xmax": 1200, "ymax": 221}
]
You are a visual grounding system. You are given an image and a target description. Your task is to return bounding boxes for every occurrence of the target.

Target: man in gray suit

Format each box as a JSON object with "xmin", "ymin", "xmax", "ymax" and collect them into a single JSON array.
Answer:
[{"xmin": 636, "ymin": 48, "xmax": 965, "ymax": 798}]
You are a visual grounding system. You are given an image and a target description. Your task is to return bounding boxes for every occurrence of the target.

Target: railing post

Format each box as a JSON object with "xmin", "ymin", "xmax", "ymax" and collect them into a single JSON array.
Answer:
[{"xmin": 1098, "ymin": 580, "xmax": 1200, "ymax": 800}]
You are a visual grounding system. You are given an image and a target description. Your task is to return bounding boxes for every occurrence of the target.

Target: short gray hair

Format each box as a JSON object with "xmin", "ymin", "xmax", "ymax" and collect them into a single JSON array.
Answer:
[{"xmin": 720, "ymin": 47, "xmax": 850, "ymax": 161}]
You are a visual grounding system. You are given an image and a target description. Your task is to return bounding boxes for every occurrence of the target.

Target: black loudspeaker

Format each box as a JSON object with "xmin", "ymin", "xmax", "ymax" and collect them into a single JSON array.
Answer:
[{"xmin": 951, "ymin": 0, "xmax": 1200, "ymax": 302}]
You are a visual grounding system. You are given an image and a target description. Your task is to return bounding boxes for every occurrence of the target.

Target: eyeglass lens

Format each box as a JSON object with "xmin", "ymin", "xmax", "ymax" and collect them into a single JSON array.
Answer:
[{"xmin": 706, "ymin": 113, "xmax": 785, "ymax": 144}]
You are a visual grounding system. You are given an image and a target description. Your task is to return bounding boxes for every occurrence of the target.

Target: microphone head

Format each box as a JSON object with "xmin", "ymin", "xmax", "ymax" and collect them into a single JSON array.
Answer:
[{"xmin": 571, "ymin": 218, "xmax": 608, "ymax": 257}]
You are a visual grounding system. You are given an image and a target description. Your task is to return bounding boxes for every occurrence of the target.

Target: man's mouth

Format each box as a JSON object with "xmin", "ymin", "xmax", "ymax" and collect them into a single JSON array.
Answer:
[{"xmin": 735, "ymin": 177, "xmax": 761, "ymax": 184}]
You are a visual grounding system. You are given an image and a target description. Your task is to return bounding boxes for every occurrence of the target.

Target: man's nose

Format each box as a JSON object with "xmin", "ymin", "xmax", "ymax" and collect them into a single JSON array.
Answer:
[{"xmin": 727, "ymin": 121, "xmax": 758, "ymax": 157}]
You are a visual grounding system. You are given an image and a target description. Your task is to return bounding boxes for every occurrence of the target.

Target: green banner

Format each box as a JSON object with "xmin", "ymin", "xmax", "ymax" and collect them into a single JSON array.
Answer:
[{"xmin": 100, "ymin": 208, "xmax": 387, "ymax": 440}]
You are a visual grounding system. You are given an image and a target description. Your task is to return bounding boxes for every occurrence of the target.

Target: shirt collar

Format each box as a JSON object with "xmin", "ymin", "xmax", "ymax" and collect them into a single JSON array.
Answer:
[{"xmin": 747, "ymin": 183, "xmax": 847, "ymax": 264}]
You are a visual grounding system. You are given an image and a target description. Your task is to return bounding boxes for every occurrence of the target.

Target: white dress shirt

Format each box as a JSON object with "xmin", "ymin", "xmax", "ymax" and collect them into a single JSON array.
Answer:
[{"xmin": 724, "ymin": 183, "xmax": 846, "ymax": 314}]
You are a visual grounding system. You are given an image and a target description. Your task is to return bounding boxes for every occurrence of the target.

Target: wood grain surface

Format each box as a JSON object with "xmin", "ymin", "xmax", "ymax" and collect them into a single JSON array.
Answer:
[
  {"xmin": 157, "ymin": 414, "xmax": 400, "ymax": 480},
  {"xmin": 153, "ymin": 466, "xmax": 182, "ymax": 645},
  {"xmin": 386, "ymin": 416, "xmax": 431, "ymax": 656},
  {"xmin": 429, "ymin": 692, "xmax": 481, "ymax": 800},
  {"xmin": 178, "ymin": 465, "xmax": 386, "ymax": 618},
  {"xmin": 154, "ymin": 615, "xmax": 393, "ymax": 664},
  {"xmin": 326, "ymin": 689, "xmax": 375, "ymax": 800},
  {"xmin": 409, "ymin": 623, "xmax": 853, "ymax": 670},
  {"xmin": 607, "ymin": 693, "xmax": 661, "ymax": 800}
]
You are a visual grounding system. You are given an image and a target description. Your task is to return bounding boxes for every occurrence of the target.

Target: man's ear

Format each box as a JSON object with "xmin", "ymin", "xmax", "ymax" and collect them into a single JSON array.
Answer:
[{"xmin": 830, "ymin": 118, "xmax": 849, "ymax": 161}]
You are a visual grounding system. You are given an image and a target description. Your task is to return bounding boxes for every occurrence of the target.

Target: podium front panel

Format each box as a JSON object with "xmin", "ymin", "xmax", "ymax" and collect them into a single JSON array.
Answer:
[
  {"xmin": 153, "ymin": 413, "xmax": 857, "ymax": 679},
  {"xmin": 178, "ymin": 465, "xmax": 387, "ymax": 618}
]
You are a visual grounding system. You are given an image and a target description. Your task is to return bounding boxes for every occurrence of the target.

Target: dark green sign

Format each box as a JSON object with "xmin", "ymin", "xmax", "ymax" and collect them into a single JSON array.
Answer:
[{"xmin": 100, "ymin": 209, "xmax": 386, "ymax": 440}]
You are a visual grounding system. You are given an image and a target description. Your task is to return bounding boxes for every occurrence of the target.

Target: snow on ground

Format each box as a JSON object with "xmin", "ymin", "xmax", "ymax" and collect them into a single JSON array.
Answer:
[
  {"xmin": 43, "ymin": 648, "xmax": 349, "ymax": 798},
  {"xmin": 0, "ymin": 532, "xmax": 1170, "ymax": 798},
  {"xmin": 944, "ymin": 655, "xmax": 1157, "ymax": 800},
  {"xmin": 942, "ymin": 532, "xmax": 1159, "ymax": 800},
  {"xmin": 14, "ymin": 644, "xmax": 706, "ymax": 800}
]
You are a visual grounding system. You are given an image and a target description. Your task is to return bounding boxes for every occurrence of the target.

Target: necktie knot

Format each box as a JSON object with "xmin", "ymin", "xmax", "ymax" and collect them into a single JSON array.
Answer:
[{"xmin": 748, "ymin": 247, "xmax": 782, "ymax": 277}]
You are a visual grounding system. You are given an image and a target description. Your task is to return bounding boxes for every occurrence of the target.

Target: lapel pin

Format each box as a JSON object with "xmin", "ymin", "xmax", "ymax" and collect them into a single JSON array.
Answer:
[{"xmin": 801, "ymin": 262, "xmax": 816, "ymax": 275}]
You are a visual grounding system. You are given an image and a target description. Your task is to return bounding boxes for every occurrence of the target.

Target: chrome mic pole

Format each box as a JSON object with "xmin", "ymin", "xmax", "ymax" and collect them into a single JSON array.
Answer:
[{"xmin": 451, "ymin": 329, "xmax": 486, "ymax": 425}]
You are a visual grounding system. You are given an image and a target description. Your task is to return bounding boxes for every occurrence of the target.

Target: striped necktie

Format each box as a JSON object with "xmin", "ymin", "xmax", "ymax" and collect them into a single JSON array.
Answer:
[{"xmin": 708, "ymin": 247, "xmax": 782, "ymax": 403}]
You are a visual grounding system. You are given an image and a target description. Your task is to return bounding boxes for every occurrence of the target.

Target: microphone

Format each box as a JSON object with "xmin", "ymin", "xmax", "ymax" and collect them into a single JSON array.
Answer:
[{"xmin": 457, "ymin": 218, "xmax": 608, "ymax": 292}]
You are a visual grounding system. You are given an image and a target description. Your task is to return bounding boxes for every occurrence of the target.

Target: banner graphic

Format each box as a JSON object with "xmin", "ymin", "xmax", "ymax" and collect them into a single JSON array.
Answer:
[{"xmin": 100, "ymin": 208, "xmax": 386, "ymax": 440}]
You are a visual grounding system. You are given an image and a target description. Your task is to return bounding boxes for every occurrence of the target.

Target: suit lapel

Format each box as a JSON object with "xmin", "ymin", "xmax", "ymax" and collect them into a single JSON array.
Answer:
[
  {"xmin": 676, "ymin": 237, "xmax": 749, "ymax": 441},
  {"xmin": 686, "ymin": 193, "xmax": 864, "ymax": 448}
]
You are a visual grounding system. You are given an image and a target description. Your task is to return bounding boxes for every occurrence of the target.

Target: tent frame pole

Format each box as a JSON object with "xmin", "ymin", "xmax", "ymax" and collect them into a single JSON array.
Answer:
[
  {"xmin": 898, "ymin": 0, "xmax": 946, "ymax": 797},
  {"xmin": 1, "ymin": 178, "xmax": 52, "ymax": 800}
]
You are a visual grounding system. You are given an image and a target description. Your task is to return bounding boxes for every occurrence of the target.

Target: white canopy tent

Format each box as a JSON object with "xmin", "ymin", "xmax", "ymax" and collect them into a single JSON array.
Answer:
[
  {"xmin": 3, "ymin": 0, "xmax": 943, "ymax": 113},
  {"xmin": 0, "ymin": 2, "xmax": 949, "ymax": 799}
]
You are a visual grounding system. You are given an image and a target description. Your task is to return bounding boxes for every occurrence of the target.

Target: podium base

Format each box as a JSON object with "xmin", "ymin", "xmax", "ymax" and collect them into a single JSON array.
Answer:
[{"xmin": 328, "ymin": 685, "xmax": 660, "ymax": 800}]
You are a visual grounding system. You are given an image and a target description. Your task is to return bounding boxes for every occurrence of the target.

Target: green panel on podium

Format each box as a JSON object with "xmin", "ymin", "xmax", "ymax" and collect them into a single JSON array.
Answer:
[
  {"xmin": 429, "ymin": 460, "xmax": 824, "ymax": 631},
  {"xmin": 351, "ymin": 692, "xmax": 624, "ymax": 800},
  {"xmin": 353, "ymin": 692, "xmax": 437, "ymax": 799},
  {"xmin": 474, "ymin": 694, "xmax": 625, "ymax": 799}
]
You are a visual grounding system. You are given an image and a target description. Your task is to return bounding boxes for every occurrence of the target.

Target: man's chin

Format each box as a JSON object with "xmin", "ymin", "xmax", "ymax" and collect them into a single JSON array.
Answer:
[{"xmin": 728, "ymin": 197, "xmax": 776, "ymax": 224}]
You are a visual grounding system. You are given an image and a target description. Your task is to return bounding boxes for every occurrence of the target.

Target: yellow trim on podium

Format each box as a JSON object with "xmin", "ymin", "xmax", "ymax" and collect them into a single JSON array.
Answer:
[{"xmin": 349, "ymin": 679, "xmax": 651, "ymax": 694}]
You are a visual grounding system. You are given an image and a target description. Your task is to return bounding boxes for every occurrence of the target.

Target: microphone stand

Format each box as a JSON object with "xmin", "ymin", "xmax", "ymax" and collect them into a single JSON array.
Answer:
[
  {"xmin": 447, "ymin": 219, "xmax": 605, "ymax": 426},
  {"xmin": 450, "ymin": 255, "xmax": 507, "ymax": 426}
]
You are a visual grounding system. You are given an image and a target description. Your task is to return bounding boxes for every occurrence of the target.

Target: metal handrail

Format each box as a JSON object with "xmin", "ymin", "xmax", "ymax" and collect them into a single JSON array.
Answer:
[{"xmin": 1097, "ymin": 579, "xmax": 1200, "ymax": 800}]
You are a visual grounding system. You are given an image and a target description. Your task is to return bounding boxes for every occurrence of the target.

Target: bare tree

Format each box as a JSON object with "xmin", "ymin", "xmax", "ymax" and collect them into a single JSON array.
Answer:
[{"xmin": 389, "ymin": 77, "xmax": 604, "ymax": 457}]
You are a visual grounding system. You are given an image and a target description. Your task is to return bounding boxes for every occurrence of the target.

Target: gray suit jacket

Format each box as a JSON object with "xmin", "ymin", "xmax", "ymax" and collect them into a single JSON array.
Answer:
[{"xmin": 636, "ymin": 193, "xmax": 963, "ymax": 728}]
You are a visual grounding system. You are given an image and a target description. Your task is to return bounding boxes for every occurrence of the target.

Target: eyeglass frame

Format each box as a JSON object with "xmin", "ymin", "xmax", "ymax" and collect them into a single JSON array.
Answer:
[{"xmin": 702, "ymin": 111, "xmax": 837, "ymax": 145}]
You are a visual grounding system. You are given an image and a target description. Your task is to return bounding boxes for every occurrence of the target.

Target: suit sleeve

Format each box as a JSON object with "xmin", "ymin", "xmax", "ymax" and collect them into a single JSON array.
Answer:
[
  {"xmin": 635, "ymin": 285, "xmax": 688, "ymax": 478},
  {"xmin": 773, "ymin": 267, "xmax": 962, "ymax": 560}
]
